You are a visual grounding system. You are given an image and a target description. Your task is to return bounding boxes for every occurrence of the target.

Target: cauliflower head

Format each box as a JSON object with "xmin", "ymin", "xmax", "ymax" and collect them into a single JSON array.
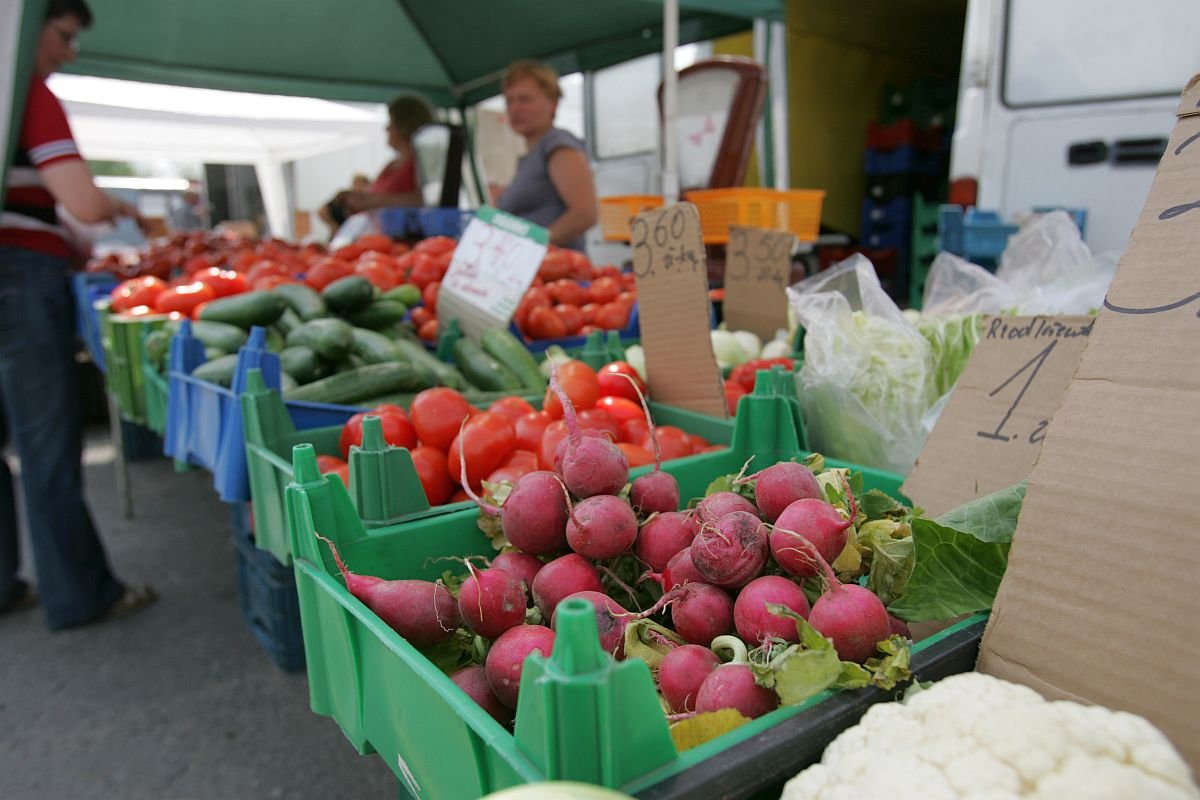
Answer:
[{"xmin": 781, "ymin": 672, "xmax": 1199, "ymax": 800}]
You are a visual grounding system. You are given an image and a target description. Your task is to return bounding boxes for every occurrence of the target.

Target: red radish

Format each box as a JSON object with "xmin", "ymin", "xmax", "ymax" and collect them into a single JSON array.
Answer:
[
  {"xmin": 694, "ymin": 492, "xmax": 759, "ymax": 526},
  {"xmin": 658, "ymin": 644, "xmax": 720, "ymax": 713},
  {"xmin": 779, "ymin": 529, "xmax": 891, "ymax": 663},
  {"xmin": 669, "ymin": 583, "xmax": 735, "ymax": 646},
  {"xmin": 531, "ymin": 553, "xmax": 604, "ymax": 619},
  {"xmin": 618, "ymin": 372, "xmax": 681, "ymax": 515},
  {"xmin": 457, "ymin": 567, "xmax": 528, "ymax": 640},
  {"xmin": 770, "ymin": 492, "xmax": 857, "ymax": 579},
  {"xmin": 750, "ymin": 461, "xmax": 822, "ymax": 522},
  {"xmin": 695, "ymin": 663, "xmax": 778, "ymax": 719},
  {"xmin": 317, "ymin": 533, "xmax": 459, "ymax": 647},
  {"xmin": 565, "ymin": 494, "xmax": 639, "ymax": 560},
  {"xmin": 690, "ymin": 510, "xmax": 769, "ymax": 589},
  {"xmin": 553, "ymin": 590, "xmax": 629, "ymax": 657},
  {"xmin": 888, "ymin": 615, "xmax": 912, "ymax": 639},
  {"xmin": 485, "ymin": 624, "xmax": 556, "ymax": 709},
  {"xmin": 550, "ymin": 363, "xmax": 629, "ymax": 498},
  {"xmin": 634, "ymin": 511, "xmax": 698, "ymax": 571},
  {"xmin": 451, "ymin": 665, "xmax": 513, "ymax": 727},
  {"xmin": 491, "ymin": 552, "xmax": 544, "ymax": 592},
  {"xmin": 733, "ymin": 576, "xmax": 811, "ymax": 645},
  {"xmin": 500, "ymin": 470, "xmax": 570, "ymax": 555},
  {"xmin": 659, "ymin": 547, "xmax": 705, "ymax": 590}
]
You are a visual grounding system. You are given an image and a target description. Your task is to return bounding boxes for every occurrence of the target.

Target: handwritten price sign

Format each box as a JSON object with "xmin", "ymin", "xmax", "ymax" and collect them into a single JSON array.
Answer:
[
  {"xmin": 723, "ymin": 226, "xmax": 796, "ymax": 340},
  {"xmin": 437, "ymin": 207, "xmax": 548, "ymax": 342},
  {"xmin": 901, "ymin": 315, "xmax": 1093, "ymax": 517}
]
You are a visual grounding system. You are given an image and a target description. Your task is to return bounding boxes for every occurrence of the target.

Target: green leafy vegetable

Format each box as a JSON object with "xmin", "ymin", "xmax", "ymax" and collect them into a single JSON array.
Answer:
[{"xmin": 623, "ymin": 619, "xmax": 685, "ymax": 670}]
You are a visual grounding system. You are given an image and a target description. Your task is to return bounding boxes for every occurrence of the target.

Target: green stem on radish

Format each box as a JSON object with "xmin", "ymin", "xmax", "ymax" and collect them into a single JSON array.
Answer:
[{"xmin": 711, "ymin": 634, "xmax": 750, "ymax": 664}]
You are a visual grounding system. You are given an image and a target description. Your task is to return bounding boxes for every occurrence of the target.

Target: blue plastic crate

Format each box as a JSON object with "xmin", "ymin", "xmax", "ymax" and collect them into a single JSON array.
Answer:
[
  {"xmin": 164, "ymin": 322, "xmax": 281, "ymax": 502},
  {"xmin": 230, "ymin": 503, "xmax": 305, "ymax": 672},
  {"xmin": 378, "ymin": 207, "xmax": 421, "ymax": 238},
  {"xmin": 860, "ymin": 196, "xmax": 913, "ymax": 229},
  {"xmin": 418, "ymin": 207, "xmax": 474, "ymax": 238},
  {"xmin": 865, "ymin": 146, "xmax": 941, "ymax": 177},
  {"xmin": 937, "ymin": 205, "xmax": 1019, "ymax": 266},
  {"xmin": 72, "ymin": 273, "xmax": 117, "ymax": 371},
  {"xmin": 862, "ymin": 226, "xmax": 912, "ymax": 251}
]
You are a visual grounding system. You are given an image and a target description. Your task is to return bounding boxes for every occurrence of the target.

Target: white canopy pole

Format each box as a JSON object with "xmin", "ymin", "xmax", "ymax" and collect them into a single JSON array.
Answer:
[
  {"xmin": 661, "ymin": 0, "xmax": 679, "ymax": 204},
  {"xmin": 769, "ymin": 20, "xmax": 790, "ymax": 189},
  {"xmin": 254, "ymin": 157, "xmax": 293, "ymax": 239}
]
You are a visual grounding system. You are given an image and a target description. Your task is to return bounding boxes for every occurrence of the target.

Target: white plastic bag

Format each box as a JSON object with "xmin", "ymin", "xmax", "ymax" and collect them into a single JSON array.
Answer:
[
  {"xmin": 328, "ymin": 211, "xmax": 382, "ymax": 251},
  {"xmin": 922, "ymin": 253, "xmax": 1017, "ymax": 316},
  {"xmin": 788, "ymin": 256, "xmax": 939, "ymax": 474}
]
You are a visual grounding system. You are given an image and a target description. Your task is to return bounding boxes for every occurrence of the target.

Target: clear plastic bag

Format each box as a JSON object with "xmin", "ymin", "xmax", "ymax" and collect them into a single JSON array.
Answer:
[
  {"xmin": 328, "ymin": 211, "xmax": 382, "ymax": 251},
  {"xmin": 788, "ymin": 256, "xmax": 939, "ymax": 474},
  {"xmin": 922, "ymin": 253, "xmax": 1017, "ymax": 316}
]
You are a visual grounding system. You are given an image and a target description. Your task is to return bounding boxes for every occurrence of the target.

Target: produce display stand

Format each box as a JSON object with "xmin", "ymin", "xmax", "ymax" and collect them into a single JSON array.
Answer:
[{"xmin": 280, "ymin": 372, "xmax": 928, "ymax": 799}]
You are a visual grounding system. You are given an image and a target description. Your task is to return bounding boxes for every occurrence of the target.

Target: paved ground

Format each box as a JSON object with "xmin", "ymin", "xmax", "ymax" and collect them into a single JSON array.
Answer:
[{"xmin": 0, "ymin": 428, "xmax": 396, "ymax": 800}]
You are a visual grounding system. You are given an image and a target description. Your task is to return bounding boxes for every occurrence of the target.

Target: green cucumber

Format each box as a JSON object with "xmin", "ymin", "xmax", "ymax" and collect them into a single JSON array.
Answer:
[
  {"xmin": 383, "ymin": 283, "xmax": 421, "ymax": 307},
  {"xmin": 280, "ymin": 372, "xmax": 299, "ymax": 393},
  {"xmin": 322, "ymin": 276, "xmax": 376, "ymax": 315},
  {"xmin": 452, "ymin": 337, "xmax": 523, "ymax": 392},
  {"xmin": 346, "ymin": 300, "xmax": 408, "ymax": 330},
  {"xmin": 191, "ymin": 353, "xmax": 240, "ymax": 387},
  {"xmin": 265, "ymin": 326, "xmax": 285, "ymax": 353},
  {"xmin": 275, "ymin": 306, "xmax": 302, "ymax": 336},
  {"xmin": 285, "ymin": 318, "xmax": 354, "ymax": 362},
  {"xmin": 481, "ymin": 329, "xmax": 547, "ymax": 391},
  {"xmin": 392, "ymin": 338, "xmax": 469, "ymax": 390},
  {"xmin": 143, "ymin": 329, "xmax": 171, "ymax": 371},
  {"xmin": 272, "ymin": 282, "xmax": 327, "ymax": 321},
  {"xmin": 279, "ymin": 346, "xmax": 331, "ymax": 385},
  {"xmin": 198, "ymin": 291, "xmax": 287, "ymax": 328},
  {"xmin": 350, "ymin": 327, "xmax": 403, "ymax": 364},
  {"xmin": 283, "ymin": 362, "xmax": 433, "ymax": 404},
  {"xmin": 203, "ymin": 346, "xmax": 227, "ymax": 363},
  {"xmin": 166, "ymin": 319, "xmax": 248, "ymax": 354}
]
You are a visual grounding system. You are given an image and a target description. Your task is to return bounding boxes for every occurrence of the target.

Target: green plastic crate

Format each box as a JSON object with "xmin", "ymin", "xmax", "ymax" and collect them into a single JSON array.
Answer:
[
  {"xmin": 241, "ymin": 368, "xmax": 746, "ymax": 566},
  {"xmin": 143, "ymin": 354, "xmax": 169, "ymax": 437},
  {"xmin": 909, "ymin": 192, "xmax": 942, "ymax": 310},
  {"xmin": 102, "ymin": 314, "xmax": 169, "ymax": 424},
  {"xmin": 282, "ymin": 375, "xmax": 920, "ymax": 798}
]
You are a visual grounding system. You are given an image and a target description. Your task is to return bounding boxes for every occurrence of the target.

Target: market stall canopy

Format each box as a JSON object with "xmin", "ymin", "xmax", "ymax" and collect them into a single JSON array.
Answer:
[{"xmin": 60, "ymin": 0, "xmax": 784, "ymax": 107}]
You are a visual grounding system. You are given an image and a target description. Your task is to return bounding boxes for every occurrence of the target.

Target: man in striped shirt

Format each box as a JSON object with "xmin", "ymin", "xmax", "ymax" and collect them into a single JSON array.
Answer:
[{"xmin": 0, "ymin": 0, "xmax": 156, "ymax": 628}]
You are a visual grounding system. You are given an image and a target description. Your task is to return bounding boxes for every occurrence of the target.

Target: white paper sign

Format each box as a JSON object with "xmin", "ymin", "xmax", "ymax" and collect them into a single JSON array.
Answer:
[{"xmin": 437, "ymin": 206, "xmax": 549, "ymax": 341}]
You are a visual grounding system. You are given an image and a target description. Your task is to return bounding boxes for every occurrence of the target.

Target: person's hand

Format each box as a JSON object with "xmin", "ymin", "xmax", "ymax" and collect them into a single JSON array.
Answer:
[
  {"xmin": 341, "ymin": 191, "xmax": 374, "ymax": 213},
  {"xmin": 112, "ymin": 197, "xmax": 150, "ymax": 235}
]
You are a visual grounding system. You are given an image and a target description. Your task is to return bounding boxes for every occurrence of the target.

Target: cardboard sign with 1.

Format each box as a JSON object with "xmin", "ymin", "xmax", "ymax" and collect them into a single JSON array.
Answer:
[
  {"xmin": 436, "ymin": 206, "xmax": 548, "ymax": 342},
  {"xmin": 901, "ymin": 315, "xmax": 1093, "ymax": 517},
  {"xmin": 630, "ymin": 203, "xmax": 727, "ymax": 418},
  {"xmin": 722, "ymin": 225, "xmax": 796, "ymax": 341},
  {"xmin": 978, "ymin": 74, "xmax": 1200, "ymax": 768}
]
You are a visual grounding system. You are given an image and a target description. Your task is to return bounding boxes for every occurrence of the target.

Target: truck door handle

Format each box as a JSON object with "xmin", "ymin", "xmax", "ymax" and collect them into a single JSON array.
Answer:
[
  {"xmin": 1067, "ymin": 140, "xmax": 1108, "ymax": 165},
  {"xmin": 1112, "ymin": 137, "xmax": 1168, "ymax": 165}
]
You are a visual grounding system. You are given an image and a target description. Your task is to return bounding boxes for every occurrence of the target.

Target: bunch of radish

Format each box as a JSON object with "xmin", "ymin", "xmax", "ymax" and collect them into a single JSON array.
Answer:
[{"xmin": 314, "ymin": 365, "xmax": 912, "ymax": 732}]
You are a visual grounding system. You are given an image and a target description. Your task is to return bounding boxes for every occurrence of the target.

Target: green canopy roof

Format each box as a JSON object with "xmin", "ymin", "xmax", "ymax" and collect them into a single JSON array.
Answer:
[{"xmin": 62, "ymin": 0, "xmax": 784, "ymax": 107}]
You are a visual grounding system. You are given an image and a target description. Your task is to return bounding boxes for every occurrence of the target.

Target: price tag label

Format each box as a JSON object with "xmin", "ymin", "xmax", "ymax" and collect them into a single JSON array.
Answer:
[
  {"xmin": 437, "ymin": 207, "xmax": 548, "ymax": 341},
  {"xmin": 723, "ymin": 225, "xmax": 796, "ymax": 340},
  {"xmin": 631, "ymin": 202, "xmax": 727, "ymax": 418},
  {"xmin": 901, "ymin": 315, "xmax": 1093, "ymax": 516}
]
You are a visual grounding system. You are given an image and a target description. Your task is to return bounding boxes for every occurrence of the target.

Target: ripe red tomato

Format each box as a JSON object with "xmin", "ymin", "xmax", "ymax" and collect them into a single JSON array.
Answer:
[
  {"xmin": 566, "ymin": 250, "xmax": 595, "ymax": 282},
  {"xmin": 595, "ymin": 395, "xmax": 646, "ymax": 426},
  {"xmin": 616, "ymin": 442, "xmax": 655, "ymax": 468},
  {"xmin": 547, "ymin": 279, "xmax": 587, "ymax": 307},
  {"xmin": 724, "ymin": 380, "xmax": 748, "ymax": 416},
  {"xmin": 537, "ymin": 419, "xmax": 570, "ymax": 471},
  {"xmin": 595, "ymin": 265, "xmax": 622, "ymax": 280},
  {"xmin": 513, "ymin": 410, "xmax": 553, "ymax": 452},
  {"xmin": 251, "ymin": 273, "xmax": 297, "ymax": 291},
  {"xmin": 304, "ymin": 258, "xmax": 353, "ymax": 290},
  {"xmin": 576, "ymin": 408, "xmax": 619, "ymax": 441},
  {"xmin": 553, "ymin": 304, "xmax": 584, "ymax": 335},
  {"xmin": 410, "ymin": 307, "xmax": 434, "ymax": 329},
  {"xmin": 525, "ymin": 306, "xmax": 568, "ymax": 340},
  {"xmin": 245, "ymin": 260, "xmax": 290, "ymax": 285},
  {"xmin": 356, "ymin": 234, "xmax": 394, "ymax": 254},
  {"xmin": 596, "ymin": 362, "xmax": 646, "ymax": 403},
  {"xmin": 417, "ymin": 318, "xmax": 440, "ymax": 342},
  {"xmin": 414, "ymin": 236, "xmax": 456, "ymax": 256},
  {"xmin": 409, "ymin": 387, "xmax": 473, "ymax": 451},
  {"xmin": 594, "ymin": 302, "xmax": 629, "ymax": 331},
  {"xmin": 338, "ymin": 407, "xmax": 418, "ymax": 458},
  {"xmin": 194, "ymin": 267, "xmax": 247, "ymax": 297},
  {"xmin": 410, "ymin": 446, "xmax": 454, "ymax": 505},
  {"xmin": 316, "ymin": 454, "xmax": 347, "ymax": 475},
  {"xmin": 408, "ymin": 252, "xmax": 442, "ymax": 289},
  {"xmin": 155, "ymin": 281, "xmax": 216, "ymax": 316},
  {"xmin": 580, "ymin": 302, "xmax": 600, "ymax": 326},
  {"xmin": 487, "ymin": 396, "xmax": 536, "ymax": 426},
  {"xmin": 587, "ymin": 276, "xmax": 621, "ymax": 304},
  {"xmin": 500, "ymin": 449, "xmax": 539, "ymax": 472},
  {"xmin": 618, "ymin": 418, "xmax": 650, "ymax": 445},
  {"xmin": 446, "ymin": 412, "xmax": 516, "ymax": 491},
  {"xmin": 538, "ymin": 249, "xmax": 571, "ymax": 282},
  {"xmin": 354, "ymin": 258, "xmax": 398, "ymax": 291},
  {"xmin": 231, "ymin": 251, "xmax": 260, "ymax": 272},
  {"xmin": 643, "ymin": 426, "xmax": 693, "ymax": 461},
  {"xmin": 543, "ymin": 360, "xmax": 600, "ymax": 419},
  {"xmin": 422, "ymin": 280, "xmax": 440, "ymax": 314},
  {"xmin": 111, "ymin": 276, "xmax": 168, "ymax": 312}
]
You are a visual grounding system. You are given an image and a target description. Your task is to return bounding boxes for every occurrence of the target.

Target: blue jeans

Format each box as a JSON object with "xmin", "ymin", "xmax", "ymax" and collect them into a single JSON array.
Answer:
[{"xmin": 0, "ymin": 245, "xmax": 123, "ymax": 628}]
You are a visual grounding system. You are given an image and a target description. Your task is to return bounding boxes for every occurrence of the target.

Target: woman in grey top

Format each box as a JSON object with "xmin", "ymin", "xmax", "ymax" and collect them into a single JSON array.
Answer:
[{"xmin": 496, "ymin": 60, "xmax": 597, "ymax": 252}]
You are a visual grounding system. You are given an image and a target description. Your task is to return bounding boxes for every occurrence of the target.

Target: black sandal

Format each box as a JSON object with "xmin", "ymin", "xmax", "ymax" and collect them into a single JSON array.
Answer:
[{"xmin": 0, "ymin": 583, "xmax": 38, "ymax": 615}]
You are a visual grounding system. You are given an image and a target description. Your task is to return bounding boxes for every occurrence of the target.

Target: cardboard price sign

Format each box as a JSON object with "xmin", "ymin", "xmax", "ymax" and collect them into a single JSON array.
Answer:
[
  {"xmin": 901, "ymin": 315, "xmax": 1093, "ymax": 517},
  {"xmin": 631, "ymin": 203, "xmax": 727, "ymax": 418},
  {"xmin": 978, "ymin": 75, "xmax": 1200, "ymax": 768},
  {"xmin": 437, "ymin": 207, "xmax": 548, "ymax": 342},
  {"xmin": 722, "ymin": 226, "xmax": 796, "ymax": 341}
]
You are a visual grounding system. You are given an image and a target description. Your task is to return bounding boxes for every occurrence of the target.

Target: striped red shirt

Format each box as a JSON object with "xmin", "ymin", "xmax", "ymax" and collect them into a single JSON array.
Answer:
[{"xmin": 2, "ymin": 75, "xmax": 82, "ymax": 257}]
